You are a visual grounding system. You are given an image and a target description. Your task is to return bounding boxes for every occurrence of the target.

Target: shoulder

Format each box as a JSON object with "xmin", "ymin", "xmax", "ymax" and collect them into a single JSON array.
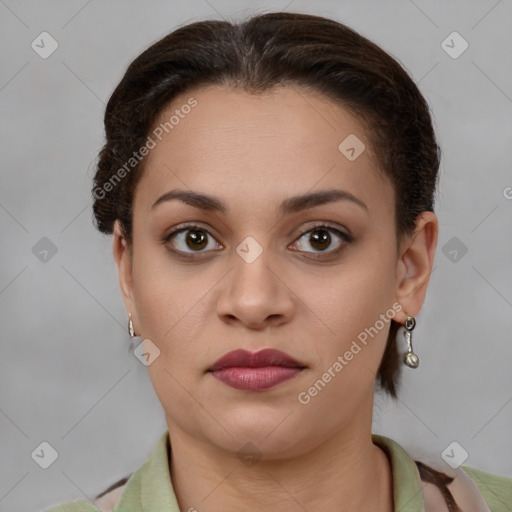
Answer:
[
  {"xmin": 43, "ymin": 481, "xmax": 128, "ymax": 512},
  {"xmin": 461, "ymin": 465, "xmax": 512, "ymax": 511},
  {"xmin": 373, "ymin": 434, "xmax": 511, "ymax": 511},
  {"xmin": 417, "ymin": 458, "xmax": 511, "ymax": 512},
  {"xmin": 93, "ymin": 481, "xmax": 128, "ymax": 512},
  {"xmin": 43, "ymin": 431, "xmax": 168, "ymax": 512},
  {"xmin": 43, "ymin": 501, "xmax": 101, "ymax": 512}
]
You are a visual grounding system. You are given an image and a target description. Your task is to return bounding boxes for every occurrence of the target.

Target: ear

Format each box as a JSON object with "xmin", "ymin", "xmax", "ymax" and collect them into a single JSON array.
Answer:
[
  {"xmin": 112, "ymin": 220, "xmax": 138, "ymax": 330},
  {"xmin": 394, "ymin": 211, "xmax": 439, "ymax": 323}
]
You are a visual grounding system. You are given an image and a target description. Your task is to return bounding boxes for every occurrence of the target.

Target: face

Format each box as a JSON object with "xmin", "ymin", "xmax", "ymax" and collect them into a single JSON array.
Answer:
[{"xmin": 114, "ymin": 84, "xmax": 437, "ymax": 459}]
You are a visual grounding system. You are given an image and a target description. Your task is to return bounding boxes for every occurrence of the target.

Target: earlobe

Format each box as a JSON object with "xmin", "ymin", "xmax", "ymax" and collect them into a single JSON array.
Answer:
[{"xmin": 394, "ymin": 212, "xmax": 439, "ymax": 323}]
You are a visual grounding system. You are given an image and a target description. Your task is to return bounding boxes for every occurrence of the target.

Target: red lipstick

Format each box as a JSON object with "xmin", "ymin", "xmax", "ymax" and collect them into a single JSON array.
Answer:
[{"xmin": 207, "ymin": 348, "xmax": 306, "ymax": 391}]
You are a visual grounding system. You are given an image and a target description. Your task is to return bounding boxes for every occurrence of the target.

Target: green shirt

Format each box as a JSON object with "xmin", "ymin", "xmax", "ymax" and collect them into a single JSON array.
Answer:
[{"xmin": 45, "ymin": 431, "xmax": 512, "ymax": 511}]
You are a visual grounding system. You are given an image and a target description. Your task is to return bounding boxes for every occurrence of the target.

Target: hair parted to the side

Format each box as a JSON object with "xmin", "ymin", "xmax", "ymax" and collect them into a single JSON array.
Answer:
[{"xmin": 92, "ymin": 11, "xmax": 440, "ymax": 399}]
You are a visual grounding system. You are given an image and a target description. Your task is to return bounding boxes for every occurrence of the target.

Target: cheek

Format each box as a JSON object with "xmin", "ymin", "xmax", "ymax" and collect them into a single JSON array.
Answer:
[
  {"xmin": 308, "ymin": 253, "xmax": 396, "ymax": 337},
  {"xmin": 301, "ymin": 249, "xmax": 397, "ymax": 389},
  {"xmin": 132, "ymin": 244, "xmax": 193, "ymax": 332},
  {"xmin": 131, "ymin": 246, "xmax": 219, "ymax": 375}
]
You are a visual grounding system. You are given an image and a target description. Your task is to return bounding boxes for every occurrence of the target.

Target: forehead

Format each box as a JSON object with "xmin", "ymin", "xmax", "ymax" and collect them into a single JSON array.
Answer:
[
  {"xmin": 150, "ymin": 83, "xmax": 369, "ymax": 159},
  {"xmin": 134, "ymin": 84, "xmax": 393, "ymax": 220}
]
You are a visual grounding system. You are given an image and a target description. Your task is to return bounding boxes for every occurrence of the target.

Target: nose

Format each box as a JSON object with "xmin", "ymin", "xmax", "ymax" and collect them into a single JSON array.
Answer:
[{"xmin": 216, "ymin": 241, "xmax": 296, "ymax": 330}]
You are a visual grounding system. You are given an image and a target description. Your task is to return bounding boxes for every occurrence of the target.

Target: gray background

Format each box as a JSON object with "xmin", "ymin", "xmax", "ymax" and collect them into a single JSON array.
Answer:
[{"xmin": 1, "ymin": 0, "xmax": 511, "ymax": 510}]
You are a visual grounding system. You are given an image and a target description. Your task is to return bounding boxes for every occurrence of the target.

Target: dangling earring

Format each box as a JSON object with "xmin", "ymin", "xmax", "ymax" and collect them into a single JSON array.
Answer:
[
  {"xmin": 128, "ymin": 313, "xmax": 135, "ymax": 338},
  {"xmin": 403, "ymin": 315, "xmax": 419, "ymax": 368}
]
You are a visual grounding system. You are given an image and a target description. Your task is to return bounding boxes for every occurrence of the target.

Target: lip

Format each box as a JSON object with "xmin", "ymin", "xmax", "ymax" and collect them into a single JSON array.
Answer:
[
  {"xmin": 208, "ymin": 348, "xmax": 305, "ymax": 371},
  {"xmin": 207, "ymin": 348, "xmax": 307, "ymax": 391}
]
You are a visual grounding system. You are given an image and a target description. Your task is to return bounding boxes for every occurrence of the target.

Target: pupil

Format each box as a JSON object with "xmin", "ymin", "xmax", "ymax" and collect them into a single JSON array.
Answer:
[
  {"xmin": 311, "ymin": 229, "xmax": 330, "ymax": 251},
  {"xmin": 187, "ymin": 230, "xmax": 207, "ymax": 250}
]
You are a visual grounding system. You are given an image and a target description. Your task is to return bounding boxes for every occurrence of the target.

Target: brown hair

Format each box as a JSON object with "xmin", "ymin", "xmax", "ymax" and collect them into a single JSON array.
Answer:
[{"xmin": 92, "ymin": 11, "xmax": 440, "ymax": 398}]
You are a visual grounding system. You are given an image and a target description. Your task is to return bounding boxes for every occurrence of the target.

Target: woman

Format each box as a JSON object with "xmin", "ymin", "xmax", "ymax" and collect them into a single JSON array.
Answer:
[{"xmin": 46, "ymin": 11, "xmax": 511, "ymax": 512}]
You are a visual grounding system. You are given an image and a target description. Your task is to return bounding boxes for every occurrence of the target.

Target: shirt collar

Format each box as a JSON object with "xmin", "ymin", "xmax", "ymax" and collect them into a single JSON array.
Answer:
[
  {"xmin": 115, "ymin": 431, "xmax": 425, "ymax": 511},
  {"xmin": 372, "ymin": 433, "xmax": 426, "ymax": 511}
]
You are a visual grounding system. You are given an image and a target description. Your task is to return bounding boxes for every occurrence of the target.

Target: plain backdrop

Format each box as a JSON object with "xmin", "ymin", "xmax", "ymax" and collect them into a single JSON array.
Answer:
[{"xmin": 1, "ymin": 0, "xmax": 511, "ymax": 510}]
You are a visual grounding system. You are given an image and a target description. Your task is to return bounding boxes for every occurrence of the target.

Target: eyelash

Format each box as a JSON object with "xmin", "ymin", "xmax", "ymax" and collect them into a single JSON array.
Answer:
[{"xmin": 162, "ymin": 222, "xmax": 354, "ymax": 260}]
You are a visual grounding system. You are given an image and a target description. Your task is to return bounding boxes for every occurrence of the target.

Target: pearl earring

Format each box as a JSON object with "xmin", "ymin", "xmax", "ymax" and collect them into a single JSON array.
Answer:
[
  {"xmin": 403, "ymin": 315, "xmax": 419, "ymax": 368},
  {"xmin": 128, "ymin": 313, "xmax": 135, "ymax": 338}
]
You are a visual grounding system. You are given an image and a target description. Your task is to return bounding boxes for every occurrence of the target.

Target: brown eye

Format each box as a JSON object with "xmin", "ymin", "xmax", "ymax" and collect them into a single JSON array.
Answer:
[
  {"xmin": 164, "ymin": 225, "xmax": 221, "ymax": 255},
  {"xmin": 184, "ymin": 228, "xmax": 208, "ymax": 251},
  {"xmin": 308, "ymin": 228, "xmax": 331, "ymax": 251},
  {"xmin": 292, "ymin": 225, "xmax": 352, "ymax": 256}
]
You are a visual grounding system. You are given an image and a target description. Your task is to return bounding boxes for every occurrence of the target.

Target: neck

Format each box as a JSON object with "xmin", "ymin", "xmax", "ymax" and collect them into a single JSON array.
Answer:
[{"xmin": 166, "ymin": 404, "xmax": 394, "ymax": 511}]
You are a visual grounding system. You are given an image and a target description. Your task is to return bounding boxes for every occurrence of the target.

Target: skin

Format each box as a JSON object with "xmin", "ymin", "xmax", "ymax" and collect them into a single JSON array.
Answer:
[{"xmin": 113, "ymin": 84, "xmax": 438, "ymax": 511}]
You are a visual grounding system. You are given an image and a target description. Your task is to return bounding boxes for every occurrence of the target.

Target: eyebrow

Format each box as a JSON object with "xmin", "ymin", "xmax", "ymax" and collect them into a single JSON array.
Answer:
[{"xmin": 151, "ymin": 188, "xmax": 369, "ymax": 216}]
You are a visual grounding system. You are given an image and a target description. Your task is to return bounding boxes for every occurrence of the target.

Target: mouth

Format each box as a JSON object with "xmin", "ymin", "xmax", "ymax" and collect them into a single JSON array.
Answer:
[{"xmin": 207, "ymin": 348, "xmax": 307, "ymax": 391}]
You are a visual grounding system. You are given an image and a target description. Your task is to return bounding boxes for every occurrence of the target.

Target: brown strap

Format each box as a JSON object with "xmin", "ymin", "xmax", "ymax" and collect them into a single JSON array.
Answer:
[
  {"xmin": 415, "ymin": 460, "xmax": 492, "ymax": 512},
  {"xmin": 415, "ymin": 460, "xmax": 462, "ymax": 511},
  {"xmin": 94, "ymin": 475, "xmax": 131, "ymax": 499}
]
